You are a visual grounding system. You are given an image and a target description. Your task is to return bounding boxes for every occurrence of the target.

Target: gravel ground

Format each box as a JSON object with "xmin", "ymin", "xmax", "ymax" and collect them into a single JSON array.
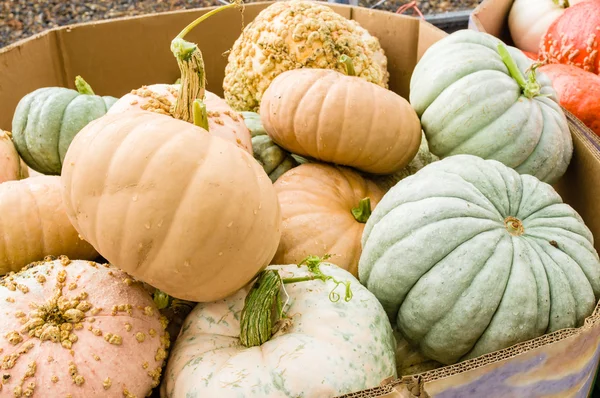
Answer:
[{"xmin": 0, "ymin": 0, "xmax": 481, "ymax": 49}]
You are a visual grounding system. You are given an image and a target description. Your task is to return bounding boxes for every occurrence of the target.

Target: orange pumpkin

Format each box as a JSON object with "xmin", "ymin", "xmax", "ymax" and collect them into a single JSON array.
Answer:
[
  {"xmin": 259, "ymin": 60, "xmax": 422, "ymax": 175},
  {"xmin": 0, "ymin": 130, "xmax": 25, "ymax": 183},
  {"xmin": 61, "ymin": 111, "xmax": 282, "ymax": 302},
  {"xmin": 272, "ymin": 163, "xmax": 384, "ymax": 277}
]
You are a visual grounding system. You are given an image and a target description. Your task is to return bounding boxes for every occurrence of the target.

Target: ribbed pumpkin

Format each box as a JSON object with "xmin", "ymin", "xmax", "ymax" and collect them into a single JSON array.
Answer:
[
  {"xmin": 0, "ymin": 257, "xmax": 169, "ymax": 397},
  {"xmin": 359, "ymin": 154, "xmax": 600, "ymax": 365},
  {"xmin": 273, "ymin": 163, "xmax": 384, "ymax": 277},
  {"xmin": 61, "ymin": 111, "xmax": 282, "ymax": 303},
  {"xmin": 11, "ymin": 76, "xmax": 117, "ymax": 176},
  {"xmin": 540, "ymin": 63, "xmax": 600, "ymax": 136},
  {"xmin": 539, "ymin": 0, "xmax": 600, "ymax": 73},
  {"xmin": 0, "ymin": 130, "xmax": 24, "ymax": 183},
  {"xmin": 0, "ymin": 176, "xmax": 98, "ymax": 276},
  {"xmin": 260, "ymin": 61, "xmax": 422, "ymax": 175},
  {"xmin": 410, "ymin": 29, "xmax": 573, "ymax": 184}
]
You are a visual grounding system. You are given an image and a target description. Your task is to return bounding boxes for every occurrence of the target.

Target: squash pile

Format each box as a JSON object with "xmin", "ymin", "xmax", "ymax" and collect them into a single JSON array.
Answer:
[
  {"xmin": 507, "ymin": 0, "xmax": 600, "ymax": 136},
  {"xmin": 1, "ymin": 1, "xmax": 600, "ymax": 397}
]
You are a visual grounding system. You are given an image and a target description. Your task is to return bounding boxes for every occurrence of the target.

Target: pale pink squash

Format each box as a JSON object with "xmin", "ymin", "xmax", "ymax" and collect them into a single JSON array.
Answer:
[
  {"xmin": 0, "ymin": 176, "xmax": 98, "ymax": 276},
  {"xmin": 0, "ymin": 257, "xmax": 169, "ymax": 397},
  {"xmin": 0, "ymin": 130, "xmax": 23, "ymax": 183}
]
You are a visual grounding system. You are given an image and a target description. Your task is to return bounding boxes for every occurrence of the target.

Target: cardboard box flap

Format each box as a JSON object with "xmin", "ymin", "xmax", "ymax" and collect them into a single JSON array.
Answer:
[{"xmin": 468, "ymin": 0, "xmax": 514, "ymax": 44}]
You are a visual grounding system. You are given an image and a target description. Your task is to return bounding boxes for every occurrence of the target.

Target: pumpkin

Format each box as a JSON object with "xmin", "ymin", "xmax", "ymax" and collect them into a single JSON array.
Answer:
[
  {"xmin": 0, "ymin": 130, "xmax": 24, "ymax": 183},
  {"xmin": 11, "ymin": 76, "xmax": 118, "ymax": 176},
  {"xmin": 259, "ymin": 57, "xmax": 422, "ymax": 175},
  {"xmin": 508, "ymin": 0, "xmax": 585, "ymax": 54},
  {"xmin": 61, "ymin": 110, "xmax": 282, "ymax": 303},
  {"xmin": 410, "ymin": 29, "xmax": 573, "ymax": 184},
  {"xmin": 0, "ymin": 256, "xmax": 169, "ymax": 397},
  {"xmin": 0, "ymin": 176, "xmax": 98, "ymax": 276},
  {"xmin": 272, "ymin": 163, "xmax": 384, "ymax": 277},
  {"xmin": 539, "ymin": 0, "xmax": 600, "ymax": 73},
  {"xmin": 359, "ymin": 154, "xmax": 600, "ymax": 366},
  {"xmin": 540, "ymin": 63, "xmax": 600, "ymax": 136},
  {"xmin": 161, "ymin": 262, "xmax": 397, "ymax": 398}
]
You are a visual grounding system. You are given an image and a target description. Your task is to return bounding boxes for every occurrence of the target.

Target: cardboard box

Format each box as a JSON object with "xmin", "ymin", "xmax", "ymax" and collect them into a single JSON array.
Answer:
[{"xmin": 1, "ymin": 2, "xmax": 600, "ymax": 397}]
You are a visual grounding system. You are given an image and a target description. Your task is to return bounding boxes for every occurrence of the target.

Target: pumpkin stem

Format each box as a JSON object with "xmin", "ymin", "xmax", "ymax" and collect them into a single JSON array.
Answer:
[
  {"xmin": 340, "ymin": 55, "xmax": 356, "ymax": 76},
  {"xmin": 552, "ymin": 0, "xmax": 569, "ymax": 7},
  {"xmin": 170, "ymin": 1, "xmax": 241, "ymax": 123},
  {"xmin": 239, "ymin": 254, "xmax": 353, "ymax": 348},
  {"xmin": 74, "ymin": 76, "xmax": 95, "ymax": 95},
  {"xmin": 352, "ymin": 197, "xmax": 372, "ymax": 223},
  {"xmin": 193, "ymin": 99, "xmax": 210, "ymax": 131},
  {"xmin": 504, "ymin": 216, "xmax": 525, "ymax": 236},
  {"xmin": 152, "ymin": 289, "xmax": 171, "ymax": 310},
  {"xmin": 497, "ymin": 43, "xmax": 541, "ymax": 98}
]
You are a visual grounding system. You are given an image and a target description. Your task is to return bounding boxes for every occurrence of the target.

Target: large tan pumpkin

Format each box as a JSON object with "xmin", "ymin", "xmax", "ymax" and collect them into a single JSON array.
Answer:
[
  {"xmin": 272, "ymin": 163, "xmax": 384, "ymax": 276},
  {"xmin": 260, "ymin": 67, "xmax": 422, "ymax": 175},
  {"xmin": 61, "ymin": 110, "xmax": 282, "ymax": 302},
  {"xmin": 0, "ymin": 130, "xmax": 24, "ymax": 183},
  {"xmin": 0, "ymin": 176, "xmax": 98, "ymax": 275}
]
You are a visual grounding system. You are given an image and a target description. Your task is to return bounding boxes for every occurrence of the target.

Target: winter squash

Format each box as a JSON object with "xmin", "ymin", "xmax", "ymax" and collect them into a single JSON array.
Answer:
[
  {"xmin": 260, "ymin": 57, "xmax": 422, "ymax": 175},
  {"xmin": 61, "ymin": 110, "xmax": 282, "ymax": 303},
  {"xmin": 540, "ymin": 63, "xmax": 600, "ymax": 136},
  {"xmin": 272, "ymin": 163, "xmax": 384, "ymax": 277},
  {"xmin": 0, "ymin": 130, "xmax": 24, "ymax": 183},
  {"xmin": 0, "ymin": 256, "xmax": 169, "ymax": 397},
  {"xmin": 0, "ymin": 176, "xmax": 98, "ymax": 276},
  {"xmin": 11, "ymin": 76, "xmax": 118, "ymax": 176},
  {"xmin": 410, "ymin": 29, "xmax": 573, "ymax": 184},
  {"xmin": 359, "ymin": 154, "xmax": 600, "ymax": 365},
  {"xmin": 161, "ymin": 261, "xmax": 397, "ymax": 397},
  {"xmin": 539, "ymin": 0, "xmax": 600, "ymax": 73},
  {"xmin": 508, "ymin": 0, "xmax": 585, "ymax": 54}
]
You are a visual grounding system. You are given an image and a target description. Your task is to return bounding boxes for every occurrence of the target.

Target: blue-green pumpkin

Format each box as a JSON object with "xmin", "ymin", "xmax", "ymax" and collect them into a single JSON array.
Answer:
[{"xmin": 11, "ymin": 76, "xmax": 117, "ymax": 175}]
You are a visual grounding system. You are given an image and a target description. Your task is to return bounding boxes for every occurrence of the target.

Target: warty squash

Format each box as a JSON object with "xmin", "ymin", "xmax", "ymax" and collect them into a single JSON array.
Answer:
[
  {"xmin": 161, "ymin": 260, "xmax": 396, "ymax": 398},
  {"xmin": 0, "ymin": 176, "xmax": 98, "ymax": 276},
  {"xmin": 11, "ymin": 76, "xmax": 117, "ymax": 176},
  {"xmin": 260, "ymin": 57, "xmax": 422, "ymax": 175},
  {"xmin": 0, "ymin": 256, "xmax": 169, "ymax": 397},
  {"xmin": 272, "ymin": 163, "xmax": 384, "ymax": 277},
  {"xmin": 0, "ymin": 130, "xmax": 24, "ymax": 183},
  {"xmin": 410, "ymin": 29, "xmax": 573, "ymax": 184},
  {"xmin": 359, "ymin": 154, "xmax": 600, "ymax": 365}
]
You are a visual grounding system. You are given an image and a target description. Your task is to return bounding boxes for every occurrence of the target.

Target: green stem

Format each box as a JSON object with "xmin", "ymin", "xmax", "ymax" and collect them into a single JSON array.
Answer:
[
  {"xmin": 352, "ymin": 197, "xmax": 372, "ymax": 223},
  {"xmin": 340, "ymin": 55, "xmax": 356, "ymax": 76},
  {"xmin": 497, "ymin": 43, "xmax": 541, "ymax": 98},
  {"xmin": 153, "ymin": 289, "xmax": 171, "ymax": 310},
  {"xmin": 552, "ymin": 0, "xmax": 569, "ymax": 7},
  {"xmin": 170, "ymin": 1, "xmax": 241, "ymax": 123},
  {"xmin": 75, "ymin": 76, "xmax": 95, "ymax": 95},
  {"xmin": 193, "ymin": 99, "xmax": 209, "ymax": 131}
]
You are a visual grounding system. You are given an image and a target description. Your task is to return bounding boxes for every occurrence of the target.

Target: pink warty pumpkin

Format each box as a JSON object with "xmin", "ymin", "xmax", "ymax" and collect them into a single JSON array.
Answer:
[{"xmin": 0, "ymin": 257, "xmax": 169, "ymax": 397}]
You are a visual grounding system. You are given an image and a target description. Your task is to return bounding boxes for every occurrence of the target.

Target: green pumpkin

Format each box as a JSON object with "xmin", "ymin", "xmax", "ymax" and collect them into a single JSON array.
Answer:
[
  {"xmin": 409, "ymin": 30, "xmax": 573, "ymax": 185},
  {"xmin": 359, "ymin": 154, "xmax": 600, "ymax": 366},
  {"xmin": 11, "ymin": 76, "xmax": 117, "ymax": 175}
]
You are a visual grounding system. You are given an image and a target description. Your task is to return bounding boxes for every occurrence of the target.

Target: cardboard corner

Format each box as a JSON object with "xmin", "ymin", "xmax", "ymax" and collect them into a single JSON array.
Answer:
[{"xmin": 469, "ymin": 0, "xmax": 514, "ymax": 44}]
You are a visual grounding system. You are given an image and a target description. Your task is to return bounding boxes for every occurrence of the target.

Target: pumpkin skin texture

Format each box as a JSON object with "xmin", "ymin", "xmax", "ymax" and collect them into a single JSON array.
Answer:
[
  {"xmin": 61, "ymin": 111, "xmax": 282, "ymax": 303},
  {"xmin": 540, "ymin": 0, "xmax": 600, "ymax": 74},
  {"xmin": 410, "ymin": 29, "xmax": 573, "ymax": 184},
  {"xmin": 107, "ymin": 84, "xmax": 253, "ymax": 155},
  {"xmin": 0, "ymin": 257, "xmax": 169, "ymax": 397},
  {"xmin": 0, "ymin": 176, "xmax": 98, "ymax": 276},
  {"xmin": 0, "ymin": 130, "xmax": 23, "ymax": 183},
  {"xmin": 273, "ymin": 163, "xmax": 384, "ymax": 277},
  {"xmin": 11, "ymin": 86, "xmax": 118, "ymax": 176},
  {"xmin": 359, "ymin": 154, "xmax": 600, "ymax": 366},
  {"xmin": 540, "ymin": 63, "xmax": 600, "ymax": 136},
  {"xmin": 260, "ymin": 68, "xmax": 422, "ymax": 175},
  {"xmin": 160, "ymin": 263, "xmax": 397, "ymax": 398}
]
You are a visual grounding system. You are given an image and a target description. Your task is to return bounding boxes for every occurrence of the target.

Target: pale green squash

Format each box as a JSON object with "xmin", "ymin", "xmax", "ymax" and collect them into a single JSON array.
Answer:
[
  {"xmin": 410, "ymin": 30, "xmax": 573, "ymax": 184},
  {"xmin": 359, "ymin": 154, "xmax": 600, "ymax": 365},
  {"xmin": 11, "ymin": 76, "xmax": 117, "ymax": 175},
  {"xmin": 161, "ymin": 262, "xmax": 397, "ymax": 397}
]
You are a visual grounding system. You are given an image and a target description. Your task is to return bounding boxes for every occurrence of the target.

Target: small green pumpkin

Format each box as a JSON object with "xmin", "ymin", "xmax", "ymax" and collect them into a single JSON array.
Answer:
[{"xmin": 12, "ymin": 76, "xmax": 118, "ymax": 175}]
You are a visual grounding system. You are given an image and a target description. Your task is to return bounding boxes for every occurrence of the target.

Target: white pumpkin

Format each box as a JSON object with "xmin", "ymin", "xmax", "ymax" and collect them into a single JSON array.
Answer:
[{"xmin": 160, "ymin": 263, "xmax": 397, "ymax": 398}]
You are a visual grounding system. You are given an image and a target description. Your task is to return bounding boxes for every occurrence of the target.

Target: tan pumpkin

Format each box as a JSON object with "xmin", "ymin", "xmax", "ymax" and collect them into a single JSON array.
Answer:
[
  {"xmin": 0, "ymin": 130, "xmax": 24, "ymax": 183},
  {"xmin": 0, "ymin": 176, "xmax": 98, "ymax": 275},
  {"xmin": 272, "ymin": 163, "xmax": 384, "ymax": 277},
  {"xmin": 260, "ymin": 62, "xmax": 422, "ymax": 175},
  {"xmin": 61, "ymin": 110, "xmax": 282, "ymax": 302}
]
